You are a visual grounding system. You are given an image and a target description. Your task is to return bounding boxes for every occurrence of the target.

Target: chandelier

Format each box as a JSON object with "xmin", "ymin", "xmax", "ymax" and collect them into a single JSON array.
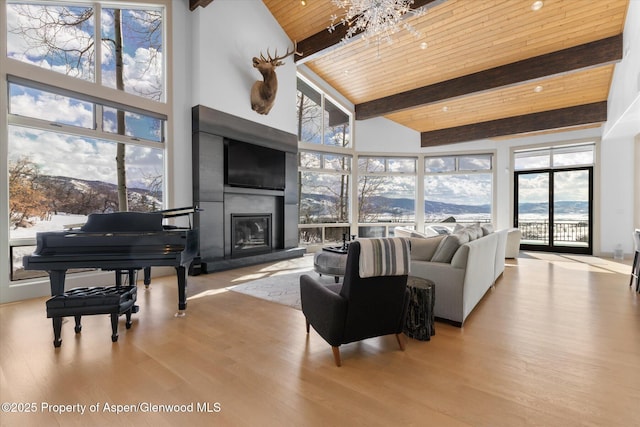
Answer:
[{"xmin": 329, "ymin": 0, "xmax": 424, "ymax": 46}]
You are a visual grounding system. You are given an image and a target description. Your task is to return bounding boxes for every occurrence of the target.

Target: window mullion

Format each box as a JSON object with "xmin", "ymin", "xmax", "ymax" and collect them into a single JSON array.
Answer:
[
  {"xmin": 95, "ymin": 104, "xmax": 103, "ymax": 132},
  {"xmin": 8, "ymin": 114, "xmax": 162, "ymax": 149}
]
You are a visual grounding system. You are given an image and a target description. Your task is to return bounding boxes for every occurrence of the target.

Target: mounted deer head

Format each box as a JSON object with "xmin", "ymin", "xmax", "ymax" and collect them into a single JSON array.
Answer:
[{"xmin": 251, "ymin": 42, "xmax": 301, "ymax": 115}]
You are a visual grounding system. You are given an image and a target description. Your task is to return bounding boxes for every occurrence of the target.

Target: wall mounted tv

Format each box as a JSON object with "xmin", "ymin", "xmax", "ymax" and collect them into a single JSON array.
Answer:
[{"xmin": 225, "ymin": 138, "xmax": 286, "ymax": 191}]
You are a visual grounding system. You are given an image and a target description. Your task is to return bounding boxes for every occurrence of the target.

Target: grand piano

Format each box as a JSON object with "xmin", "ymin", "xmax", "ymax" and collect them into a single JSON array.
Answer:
[{"xmin": 23, "ymin": 207, "xmax": 199, "ymax": 315}]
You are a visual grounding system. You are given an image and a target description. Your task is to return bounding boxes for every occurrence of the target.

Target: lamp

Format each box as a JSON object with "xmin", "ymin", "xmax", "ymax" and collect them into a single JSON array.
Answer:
[{"xmin": 329, "ymin": 0, "xmax": 424, "ymax": 46}]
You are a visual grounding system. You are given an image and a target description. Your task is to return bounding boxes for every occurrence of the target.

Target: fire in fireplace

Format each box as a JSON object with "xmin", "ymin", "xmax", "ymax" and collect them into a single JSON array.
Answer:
[{"xmin": 231, "ymin": 214, "xmax": 272, "ymax": 257}]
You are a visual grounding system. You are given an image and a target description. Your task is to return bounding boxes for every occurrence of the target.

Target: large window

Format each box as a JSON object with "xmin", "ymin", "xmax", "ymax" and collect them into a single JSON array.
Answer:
[
  {"xmin": 298, "ymin": 151, "xmax": 352, "ymax": 245},
  {"xmin": 514, "ymin": 144, "xmax": 594, "ymax": 254},
  {"xmin": 297, "ymin": 76, "xmax": 353, "ymax": 246},
  {"xmin": 358, "ymin": 156, "xmax": 417, "ymax": 237},
  {"xmin": 423, "ymin": 154, "xmax": 493, "ymax": 229},
  {"xmin": 297, "ymin": 77, "xmax": 351, "ymax": 148},
  {"xmin": 5, "ymin": 1, "xmax": 168, "ymax": 282},
  {"xmin": 7, "ymin": 2, "xmax": 164, "ymax": 101}
]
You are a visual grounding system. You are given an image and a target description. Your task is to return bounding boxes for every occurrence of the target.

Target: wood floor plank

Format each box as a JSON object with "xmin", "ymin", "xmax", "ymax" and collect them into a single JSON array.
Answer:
[{"xmin": 1, "ymin": 252, "xmax": 638, "ymax": 426}]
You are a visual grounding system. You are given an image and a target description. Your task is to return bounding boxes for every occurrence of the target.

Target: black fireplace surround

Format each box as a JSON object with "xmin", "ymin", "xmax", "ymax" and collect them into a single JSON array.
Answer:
[{"xmin": 192, "ymin": 105, "xmax": 304, "ymax": 272}]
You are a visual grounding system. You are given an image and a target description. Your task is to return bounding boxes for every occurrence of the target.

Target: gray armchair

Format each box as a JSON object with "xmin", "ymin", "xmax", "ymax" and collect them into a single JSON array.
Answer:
[{"xmin": 300, "ymin": 238, "xmax": 410, "ymax": 366}]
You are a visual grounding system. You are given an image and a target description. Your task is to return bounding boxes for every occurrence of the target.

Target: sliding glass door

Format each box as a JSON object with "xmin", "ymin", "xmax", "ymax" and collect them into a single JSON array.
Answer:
[
  {"xmin": 515, "ymin": 167, "xmax": 592, "ymax": 254},
  {"xmin": 516, "ymin": 172, "xmax": 550, "ymax": 247}
]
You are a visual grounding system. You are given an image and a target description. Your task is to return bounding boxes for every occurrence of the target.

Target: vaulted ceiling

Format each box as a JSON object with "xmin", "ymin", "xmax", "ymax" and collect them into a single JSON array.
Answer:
[{"xmin": 261, "ymin": 0, "xmax": 629, "ymax": 147}]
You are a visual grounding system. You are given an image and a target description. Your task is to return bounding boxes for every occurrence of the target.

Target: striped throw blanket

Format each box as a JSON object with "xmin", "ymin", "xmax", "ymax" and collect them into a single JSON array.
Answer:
[{"xmin": 358, "ymin": 237, "xmax": 411, "ymax": 278}]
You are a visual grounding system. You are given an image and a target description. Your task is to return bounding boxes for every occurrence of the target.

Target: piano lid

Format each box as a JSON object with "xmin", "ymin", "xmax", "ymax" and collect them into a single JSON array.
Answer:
[{"xmin": 154, "ymin": 206, "xmax": 201, "ymax": 219}]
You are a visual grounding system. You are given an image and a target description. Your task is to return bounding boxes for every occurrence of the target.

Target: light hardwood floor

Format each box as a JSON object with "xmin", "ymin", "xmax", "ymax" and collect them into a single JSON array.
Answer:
[{"xmin": 1, "ymin": 252, "xmax": 639, "ymax": 426}]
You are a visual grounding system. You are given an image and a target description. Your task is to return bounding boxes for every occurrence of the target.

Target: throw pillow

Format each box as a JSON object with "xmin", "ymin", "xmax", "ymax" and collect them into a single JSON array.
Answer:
[
  {"xmin": 409, "ymin": 235, "xmax": 445, "ymax": 261},
  {"xmin": 453, "ymin": 223, "xmax": 465, "ymax": 234},
  {"xmin": 452, "ymin": 223, "xmax": 482, "ymax": 240},
  {"xmin": 431, "ymin": 232, "xmax": 470, "ymax": 263},
  {"xmin": 467, "ymin": 224, "xmax": 483, "ymax": 240},
  {"xmin": 410, "ymin": 230, "xmax": 430, "ymax": 238},
  {"xmin": 481, "ymin": 223, "xmax": 494, "ymax": 236}
]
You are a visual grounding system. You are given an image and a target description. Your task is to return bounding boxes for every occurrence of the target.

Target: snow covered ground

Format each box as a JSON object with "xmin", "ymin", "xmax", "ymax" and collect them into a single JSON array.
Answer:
[
  {"xmin": 10, "ymin": 213, "xmax": 88, "ymax": 239},
  {"xmin": 11, "ymin": 213, "xmax": 88, "ymax": 278}
]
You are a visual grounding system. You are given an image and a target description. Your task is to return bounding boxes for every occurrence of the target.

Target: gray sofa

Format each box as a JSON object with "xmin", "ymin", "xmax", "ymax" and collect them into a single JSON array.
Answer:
[{"xmin": 403, "ymin": 225, "xmax": 508, "ymax": 326}]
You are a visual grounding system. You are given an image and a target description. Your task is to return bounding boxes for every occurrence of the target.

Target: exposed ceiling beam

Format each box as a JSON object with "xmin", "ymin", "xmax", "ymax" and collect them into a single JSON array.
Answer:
[
  {"xmin": 189, "ymin": 0, "xmax": 214, "ymax": 11},
  {"xmin": 294, "ymin": 0, "xmax": 446, "ymax": 63},
  {"xmin": 357, "ymin": 34, "xmax": 622, "ymax": 120},
  {"xmin": 420, "ymin": 101, "xmax": 608, "ymax": 147}
]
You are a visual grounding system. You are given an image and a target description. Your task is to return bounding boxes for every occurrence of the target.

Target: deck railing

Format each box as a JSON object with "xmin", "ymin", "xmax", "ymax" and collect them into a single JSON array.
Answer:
[{"xmin": 518, "ymin": 221, "xmax": 589, "ymax": 243}]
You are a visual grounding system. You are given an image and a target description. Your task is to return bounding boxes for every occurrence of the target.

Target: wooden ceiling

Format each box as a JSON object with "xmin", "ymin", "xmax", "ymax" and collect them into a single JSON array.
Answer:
[{"xmin": 261, "ymin": 0, "xmax": 629, "ymax": 146}]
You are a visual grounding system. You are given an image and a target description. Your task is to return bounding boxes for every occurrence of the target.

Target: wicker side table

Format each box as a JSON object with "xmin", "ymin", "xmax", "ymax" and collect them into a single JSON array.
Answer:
[{"xmin": 403, "ymin": 276, "xmax": 435, "ymax": 341}]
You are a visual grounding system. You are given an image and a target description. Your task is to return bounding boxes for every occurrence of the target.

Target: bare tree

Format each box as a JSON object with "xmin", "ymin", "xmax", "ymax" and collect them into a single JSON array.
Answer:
[
  {"xmin": 357, "ymin": 174, "xmax": 387, "ymax": 223},
  {"xmin": 8, "ymin": 157, "xmax": 50, "ymax": 228}
]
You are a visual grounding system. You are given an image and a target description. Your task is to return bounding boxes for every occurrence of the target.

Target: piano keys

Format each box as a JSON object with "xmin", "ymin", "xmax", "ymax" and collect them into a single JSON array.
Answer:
[{"xmin": 23, "ymin": 209, "xmax": 199, "ymax": 316}]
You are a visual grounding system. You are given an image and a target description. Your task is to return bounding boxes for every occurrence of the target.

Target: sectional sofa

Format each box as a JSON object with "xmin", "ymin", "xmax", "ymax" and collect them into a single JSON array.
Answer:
[{"xmin": 396, "ymin": 225, "xmax": 508, "ymax": 326}]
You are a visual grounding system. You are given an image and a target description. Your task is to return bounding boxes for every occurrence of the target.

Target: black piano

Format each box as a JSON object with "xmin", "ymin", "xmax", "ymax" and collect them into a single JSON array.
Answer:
[{"xmin": 23, "ymin": 207, "xmax": 199, "ymax": 315}]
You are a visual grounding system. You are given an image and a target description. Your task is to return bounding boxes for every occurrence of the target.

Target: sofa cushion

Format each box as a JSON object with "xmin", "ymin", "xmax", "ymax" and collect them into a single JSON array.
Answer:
[
  {"xmin": 481, "ymin": 223, "xmax": 494, "ymax": 236},
  {"xmin": 467, "ymin": 224, "xmax": 483, "ymax": 240},
  {"xmin": 409, "ymin": 235, "xmax": 445, "ymax": 261},
  {"xmin": 431, "ymin": 232, "xmax": 470, "ymax": 263},
  {"xmin": 453, "ymin": 223, "xmax": 483, "ymax": 240},
  {"xmin": 394, "ymin": 227, "xmax": 436, "ymax": 239}
]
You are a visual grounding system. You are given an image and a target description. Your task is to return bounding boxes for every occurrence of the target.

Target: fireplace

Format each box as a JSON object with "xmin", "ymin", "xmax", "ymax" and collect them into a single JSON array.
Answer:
[
  {"xmin": 192, "ymin": 105, "xmax": 305, "ymax": 271},
  {"xmin": 231, "ymin": 214, "xmax": 272, "ymax": 258}
]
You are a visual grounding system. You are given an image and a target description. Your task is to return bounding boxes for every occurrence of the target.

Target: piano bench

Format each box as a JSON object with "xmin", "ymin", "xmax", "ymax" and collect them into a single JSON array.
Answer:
[{"xmin": 45, "ymin": 286, "xmax": 138, "ymax": 348}]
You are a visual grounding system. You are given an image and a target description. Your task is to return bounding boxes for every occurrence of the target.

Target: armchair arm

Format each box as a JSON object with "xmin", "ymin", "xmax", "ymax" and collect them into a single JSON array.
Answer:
[{"xmin": 300, "ymin": 274, "xmax": 348, "ymax": 346}]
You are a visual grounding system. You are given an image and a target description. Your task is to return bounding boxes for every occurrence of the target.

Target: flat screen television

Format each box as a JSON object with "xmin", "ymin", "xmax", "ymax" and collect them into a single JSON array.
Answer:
[{"xmin": 225, "ymin": 139, "xmax": 286, "ymax": 191}]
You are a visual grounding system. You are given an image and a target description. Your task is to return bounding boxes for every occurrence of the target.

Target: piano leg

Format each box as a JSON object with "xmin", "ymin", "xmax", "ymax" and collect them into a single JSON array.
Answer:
[
  {"xmin": 52, "ymin": 317, "xmax": 62, "ymax": 348},
  {"xmin": 110, "ymin": 313, "xmax": 119, "ymax": 342},
  {"xmin": 175, "ymin": 265, "xmax": 187, "ymax": 317},
  {"xmin": 74, "ymin": 315, "xmax": 82, "ymax": 333},
  {"xmin": 144, "ymin": 267, "xmax": 151, "ymax": 289},
  {"xmin": 115, "ymin": 269, "xmax": 138, "ymax": 287},
  {"xmin": 48, "ymin": 270, "xmax": 67, "ymax": 295},
  {"xmin": 128, "ymin": 269, "xmax": 136, "ymax": 285}
]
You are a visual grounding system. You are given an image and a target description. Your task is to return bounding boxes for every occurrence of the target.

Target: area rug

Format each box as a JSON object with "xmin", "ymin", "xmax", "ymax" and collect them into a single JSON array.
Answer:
[{"xmin": 227, "ymin": 269, "xmax": 339, "ymax": 310}]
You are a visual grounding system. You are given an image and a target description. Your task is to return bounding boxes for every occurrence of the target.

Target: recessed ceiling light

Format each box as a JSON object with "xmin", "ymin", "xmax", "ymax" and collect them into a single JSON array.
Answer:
[
  {"xmin": 531, "ymin": 1, "xmax": 544, "ymax": 11},
  {"xmin": 301, "ymin": 0, "xmax": 307, "ymax": 5},
  {"xmin": 534, "ymin": 85, "xmax": 543, "ymax": 93},
  {"xmin": 420, "ymin": 42, "xmax": 428, "ymax": 50},
  {"xmin": 442, "ymin": 106, "xmax": 449, "ymax": 112}
]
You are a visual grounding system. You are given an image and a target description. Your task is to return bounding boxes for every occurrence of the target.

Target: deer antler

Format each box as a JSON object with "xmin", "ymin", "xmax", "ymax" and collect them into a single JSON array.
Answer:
[{"xmin": 260, "ymin": 41, "xmax": 302, "ymax": 65}]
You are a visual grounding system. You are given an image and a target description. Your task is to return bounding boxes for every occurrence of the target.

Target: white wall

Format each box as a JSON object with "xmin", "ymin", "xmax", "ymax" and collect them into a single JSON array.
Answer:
[
  {"xmin": 171, "ymin": 0, "xmax": 193, "ymax": 213},
  {"xmin": 172, "ymin": 0, "xmax": 296, "ymax": 214},
  {"xmin": 600, "ymin": 0, "xmax": 640, "ymax": 254},
  {"xmin": 604, "ymin": 0, "xmax": 640, "ymax": 138},
  {"xmin": 190, "ymin": 0, "xmax": 296, "ymax": 134},
  {"xmin": 600, "ymin": 134, "xmax": 635, "ymax": 254},
  {"xmin": 354, "ymin": 118, "xmax": 420, "ymax": 153}
]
